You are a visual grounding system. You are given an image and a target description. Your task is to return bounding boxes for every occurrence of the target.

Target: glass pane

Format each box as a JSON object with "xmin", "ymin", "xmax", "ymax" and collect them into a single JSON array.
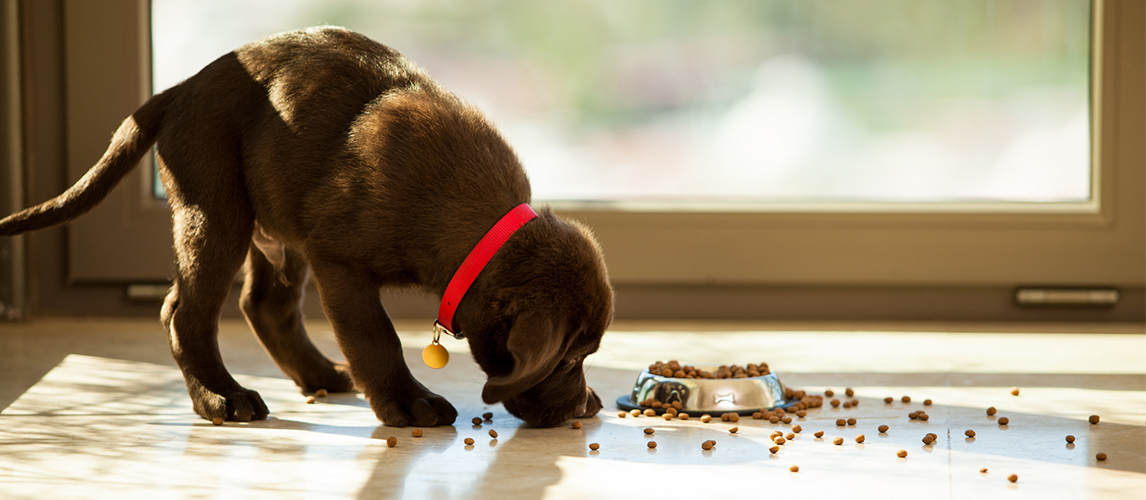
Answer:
[{"xmin": 153, "ymin": 0, "xmax": 1091, "ymax": 204}]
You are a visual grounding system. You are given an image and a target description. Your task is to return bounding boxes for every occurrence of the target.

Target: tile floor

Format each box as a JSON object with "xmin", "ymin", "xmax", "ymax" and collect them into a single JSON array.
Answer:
[{"xmin": 0, "ymin": 318, "xmax": 1143, "ymax": 499}]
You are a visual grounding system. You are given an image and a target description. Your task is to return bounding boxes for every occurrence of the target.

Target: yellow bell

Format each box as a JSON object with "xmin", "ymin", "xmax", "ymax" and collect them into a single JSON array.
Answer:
[{"xmin": 422, "ymin": 341, "xmax": 449, "ymax": 369}]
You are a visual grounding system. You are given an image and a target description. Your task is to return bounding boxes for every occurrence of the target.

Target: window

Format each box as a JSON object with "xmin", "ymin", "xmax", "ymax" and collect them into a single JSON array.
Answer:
[
  {"xmin": 154, "ymin": 0, "xmax": 1092, "ymax": 205},
  {"xmin": 46, "ymin": 0, "xmax": 1142, "ymax": 320}
]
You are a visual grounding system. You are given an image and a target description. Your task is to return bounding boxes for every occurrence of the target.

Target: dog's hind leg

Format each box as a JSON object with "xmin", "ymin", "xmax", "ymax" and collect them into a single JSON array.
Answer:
[
  {"xmin": 160, "ymin": 195, "xmax": 269, "ymax": 423},
  {"xmin": 240, "ymin": 238, "xmax": 355, "ymax": 394}
]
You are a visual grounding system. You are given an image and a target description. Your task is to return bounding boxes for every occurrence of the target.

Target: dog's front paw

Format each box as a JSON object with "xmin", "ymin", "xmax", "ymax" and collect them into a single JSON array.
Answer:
[
  {"xmin": 366, "ymin": 387, "xmax": 457, "ymax": 428},
  {"xmin": 188, "ymin": 383, "xmax": 269, "ymax": 422}
]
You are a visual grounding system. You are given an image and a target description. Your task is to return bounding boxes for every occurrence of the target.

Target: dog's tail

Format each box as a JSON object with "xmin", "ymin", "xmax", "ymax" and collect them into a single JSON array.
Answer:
[{"xmin": 0, "ymin": 88, "xmax": 175, "ymax": 236}]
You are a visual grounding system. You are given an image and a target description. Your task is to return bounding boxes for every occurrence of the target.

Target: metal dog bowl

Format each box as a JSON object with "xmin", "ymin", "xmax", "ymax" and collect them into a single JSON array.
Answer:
[{"xmin": 615, "ymin": 368, "xmax": 792, "ymax": 416}]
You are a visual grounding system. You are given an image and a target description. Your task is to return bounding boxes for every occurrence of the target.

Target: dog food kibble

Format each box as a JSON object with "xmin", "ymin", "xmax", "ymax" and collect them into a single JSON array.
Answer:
[
  {"xmin": 786, "ymin": 432, "xmax": 795, "ymax": 440},
  {"xmin": 884, "ymin": 397, "xmax": 894, "ymax": 404},
  {"xmin": 792, "ymin": 425, "xmax": 803, "ymax": 433},
  {"xmin": 472, "ymin": 417, "xmax": 482, "ymax": 425},
  {"xmin": 701, "ymin": 414, "xmax": 712, "ymax": 423},
  {"xmin": 855, "ymin": 434, "xmax": 865, "ymax": 443},
  {"xmin": 412, "ymin": 429, "xmax": 423, "ymax": 437},
  {"xmin": 1066, "ymin": 435, "xmax": 1076, "ymax": 443},
  {"xmin": 488, "ymin": 429, "xmax": 498, "ymax": 438},
  {"xmin": 643, "ymin": 409, "xmax": 656, "ymax": 417},
  {"xmin": 1089, "ymin": 415, "xmax": 1100, "ymax": 424},
  {"xmin": 997, "ymin": 417, "xmax": 1009, "ymax": 425},
  {"xmin": 775, "ymin": 436, "xmax": 787, "ymax": 445},
  {"xmin": 919, "ymin": 413, "xmax": 929, "ymax": 421},
  {"xmin": 901, "ymin": 396, "xmax": 911, "ymax": 403},
  {"xmin": 965, "ymin": 429, "xmax": 976, "ymax": 438},
  {"xmin": 769, "ymin": 445, "xmax": 779, "ymax": 454},
  {"xmin": 781, "ymin": 416, "xmax": 793, "ymax": 424},
  {"xmin": 845, "ymin": 387, "xmax": 855, "ymax": 397},
  {"xmin": 923, "ymin": 399, "xmax": 932, "ymax": 406},
  {"xmin": 789, "ymin": 465, "xmax": 800, "ymax": 473},
  {"xmin": 643, "ymin": 427, "xmax": 655, "ymax": 435},
  {"xmin": 729, "ymin": 427, "xmax": 739, "ymax": 434},
  {"xmin": 647, "ymin": 441, "xmax": 657, "ymax": 449},
  {"xmin": 588, "ymin": 442, "xmax": 600, "ymax": 451},
  {"xmin": 703, "ymin": 441, "xmax": 716, "ymax": 451},
  {"xmin": 980, "ymin": 468, "xmax": 988, "ymax": 473},
  {"xmin": 986, "ymin": 406, "xmax": 997, "ymax": 416},
  {"xmin": 1096, "ymin": 452, "xmax": 1107, "ymax": 460},
  {"xmin": 769, "ymin": 415, "xmax": 781, "ymax": 424},
  {"xmin": 663, "ymin": 413, "xmax": 674, "ymax": 421},
  {"xmin": 306, "ymin": 396, "xmax": 316, "ymax": 404},
  {"xmin": 836, "ymin": 418, "xmax": 846, "ymax": 426},
  {"xmin": 923, "ymin": 435, "xmax": 936, "ymax": 445},
  {"xmin": 796, "ymin": 410, "xmax": 807, "ymax": 417},
  {"xmin": 1008, "ymin": 474, "xmax": 1018, "ymax": 483},
  {"xmin": 679, "ymin": 413, "xmax": 690, "ymax": 420},
  {"xmin": 830, "ymin": 399, "xmax": 841, "ymax": 407},
  {"xmin": 464, "ymin": 438, "xmax": 475, "ymax": 445},
  {"xmin": 212, "ymin": 417, "xmax": 224, "ymax": 426},
  {"xmin": 387, "ymin": 436, "xmax": 397, "ymax": 447},
  {"xmin": 825, "ymin": 389, "xmax": 835, "ymax": 397},
  {"xmin": 571, "ymin": 421, "xmax": 583, "ymax": 429},
  {"xmin": 814, "ymin": 431, "xmax": 825, "ymax": 438},
  {"xmin": 630, "ymin": 409, "xmax": 641, "ymax": 417},
  {"xmin": 847, "ymin": 418, "xmax": 857, "ymax": 425},
  {"xmin": 878, "ymin": 425, "xmax": 889, "ymax": 433},
  {"xmin": 315, "ymin": 389, "xmax": 328, "ymax": 397},
  {"xmin": 843, "ymin": 401, "xmax": 853, "ymax": 409},
  {"xmin": 897, "ymin": 450, "xmax": 908, "ymax": 458},
  {"xmin": 617, "ymin": 411, "xmax": 627, "ymax": 418},
  {"xmin": 833, "ymin": 437, "xmax": 844, "ymax": 445},
  {"xmin": 1010, "ymin": 387, "xmax": 1020, "ymax": 396},
  {"xmin": 483, "ymin": 412, "xmax": 493, "ymax": 420}
]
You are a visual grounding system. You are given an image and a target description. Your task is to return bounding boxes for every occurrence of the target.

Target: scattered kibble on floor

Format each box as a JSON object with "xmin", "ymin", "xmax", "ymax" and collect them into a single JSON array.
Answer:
[
  {"xmin": 897, "ymin": 450, "xmax": 908, "ymax": 458},
  {"xmin": 1008, "ymin": 474, "xmax": 1019, "ymax": 483},
  {"xmin": 1089, "ymin": 415, "xmax": 1100, "ymax": 424},
  {"xmin": 789, "ymin": 465, "xmax": 799, "ymax": 472},
  {"xmin": 386, "ymin": 436, "xmax": 397, "ymax": 448},
  {"xmin": 589, "ymin": 443, "xmax": 600, "ymax": 451}
]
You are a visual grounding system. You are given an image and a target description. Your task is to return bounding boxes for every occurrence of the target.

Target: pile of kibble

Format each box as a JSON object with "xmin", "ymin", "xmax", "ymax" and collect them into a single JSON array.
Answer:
[{"xmin": 647, "ymin": 360, "xmax": 770, "ymax": 379}]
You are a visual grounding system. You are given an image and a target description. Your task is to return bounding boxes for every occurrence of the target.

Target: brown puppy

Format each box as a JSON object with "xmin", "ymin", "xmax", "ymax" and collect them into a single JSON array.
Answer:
[{"xmin": 0, "ymin": 27, "xmax": 612, "ymax": 428}]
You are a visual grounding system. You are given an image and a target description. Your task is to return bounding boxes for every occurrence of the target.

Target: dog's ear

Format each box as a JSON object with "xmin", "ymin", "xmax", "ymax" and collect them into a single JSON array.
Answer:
[{"xmin": 481, "ymin": 312, "xmax": 565, "ymax": 404}]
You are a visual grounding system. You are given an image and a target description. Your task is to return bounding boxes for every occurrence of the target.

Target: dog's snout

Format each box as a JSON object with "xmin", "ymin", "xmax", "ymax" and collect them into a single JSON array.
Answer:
[{"xmin": 574, "ymin": 386, "xmax": 602, "ymax": 418}]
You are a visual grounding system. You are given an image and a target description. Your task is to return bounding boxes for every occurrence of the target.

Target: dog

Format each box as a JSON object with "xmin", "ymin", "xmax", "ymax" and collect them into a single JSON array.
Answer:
[{"xmin": 0, "ymin": 27, "xmax": 612, "ymax": 428}]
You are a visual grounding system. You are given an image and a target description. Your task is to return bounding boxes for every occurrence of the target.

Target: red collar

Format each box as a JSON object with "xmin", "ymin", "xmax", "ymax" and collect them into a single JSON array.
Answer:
[{"xmin": 435, "ymin": 203, "xmax": 538, "ymax": 339}]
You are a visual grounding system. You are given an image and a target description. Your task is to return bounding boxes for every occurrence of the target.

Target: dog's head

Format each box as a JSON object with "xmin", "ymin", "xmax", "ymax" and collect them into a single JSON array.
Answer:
[{"xmin": 461, "ymin": 209, "xmax": 613, "ymax": 427}]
